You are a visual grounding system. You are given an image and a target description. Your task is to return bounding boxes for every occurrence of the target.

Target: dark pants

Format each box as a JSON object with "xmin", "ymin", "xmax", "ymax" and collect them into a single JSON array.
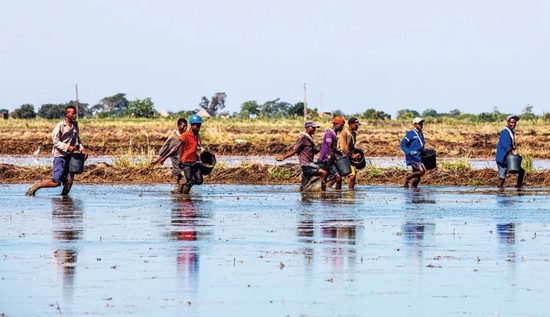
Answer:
[
  {"xmin": 497, "ymin": 162, "xmax": 525, "ymax": 185},
  {"xmin": 52, "ymin": 156, "xmax": 74, "ymax": 185},
  {"xmin": 301, "ymin": 163, "xmax": 320, "ymax": 185},
  {"xmin": 181, "ymin": 162, "xmax": 203, "ymax": 188}
]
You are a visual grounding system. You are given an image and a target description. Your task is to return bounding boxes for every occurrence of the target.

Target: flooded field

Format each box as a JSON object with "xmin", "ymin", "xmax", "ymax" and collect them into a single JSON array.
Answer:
[{"xmin": 1, "ymin": 184, "xmax": 550, "ymax": 316}]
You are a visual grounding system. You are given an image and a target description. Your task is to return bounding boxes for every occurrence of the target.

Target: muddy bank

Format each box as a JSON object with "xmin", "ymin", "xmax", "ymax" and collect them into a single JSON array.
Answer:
[
  {"xmin": 3, "ymin": 163, "xmax": 550, "ymax": 187},
  {"xmin": 3, "ymin": 124, "xmax": 550, "ymax": 158}
]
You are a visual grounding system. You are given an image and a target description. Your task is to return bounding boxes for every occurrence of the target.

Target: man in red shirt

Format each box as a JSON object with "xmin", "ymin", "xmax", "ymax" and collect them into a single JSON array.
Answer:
[{"xmin": 151, "ymin": 114, "xmax": 204, "ymax": 194}]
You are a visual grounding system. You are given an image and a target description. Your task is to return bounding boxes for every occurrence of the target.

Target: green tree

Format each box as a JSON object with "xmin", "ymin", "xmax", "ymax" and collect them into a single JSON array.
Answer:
[
  {"xmin": 99, "ymin": 93, "xmax": 129, "ymax": 117},
  {"xmin": 64, "ymin": 100, "xmax": 92, "ymax": 118},
  {"xmin": 363, "ymin": 108, "xmax": 391, "ymax": 120},
  {"xmin": 199, "ymin": 96, "xmax": 210, "ymax": 111},
  {"xmin": 14, "ymin": 104, "xmax": 37, "ymax": 119},
  {"xmin": 240, "ymin": 100, "xmax": 260, "ymax": 118},
  {"xmin": 210, "ymin": 92, "xmax": 228, "ymax": 116},
  {"xmin": 396, "ymin": 109, "xmax": 420, "ymax": 120},
  {"xmin": 259, "ymin": 98, "xmax": 291, "ymax": 118},
  {"xmin": 332, "ymin": 109, "xmax": 345, "ymax": 117},
  {"xmin": 287, "ymin": 102, "xmax": 318, "ymax": 117},
  {"xmin": 422, "ymin": 108, "xmax": 439, "ymax": 118},
  {"xmin": 448, "ymin": 109, "xmax": 461, "ymax": 117},
  {"xmin": 126, "ymin": 98, "xmax": 157, "ymax": 118},
  {"xmin": 521, "ymin": 103, "xmax": 536, "ymax": 120},
  {"xmin": 38, "ymin": 103, "xmax": 65, "ymax": 119}
]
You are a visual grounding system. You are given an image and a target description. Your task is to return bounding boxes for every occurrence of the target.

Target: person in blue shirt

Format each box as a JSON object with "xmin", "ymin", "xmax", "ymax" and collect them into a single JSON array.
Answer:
[
  {"xmin": 496, "ymin": 115, "xmax": 525, "ymax": 188},
  {"xmin": 400, "ymin": 117, "xmax": 426, "ymax": 188}
]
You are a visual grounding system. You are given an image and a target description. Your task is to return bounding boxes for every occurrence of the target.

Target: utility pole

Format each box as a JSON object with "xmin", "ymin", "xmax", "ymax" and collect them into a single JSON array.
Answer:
[
  {"xmin": 75, "ymin": 84, "xmax": 79, "ymax": 119},
  {"xmin": 303, "ymin": 83, "xmax": 307, "ymax": 120}
]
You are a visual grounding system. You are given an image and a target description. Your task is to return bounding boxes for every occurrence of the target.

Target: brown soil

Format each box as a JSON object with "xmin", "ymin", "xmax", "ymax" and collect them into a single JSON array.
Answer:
[
  {"xmin": 2, "ymin": 121, "xmax": 550, "ymax": 158},
  {"xmin": 4, "ymin": 163, "xmax": 550, "ymax": 187}
]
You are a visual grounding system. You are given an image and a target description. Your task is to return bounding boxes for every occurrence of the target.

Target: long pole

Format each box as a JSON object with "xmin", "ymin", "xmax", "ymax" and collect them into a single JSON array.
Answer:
[
  {"xmin": 303, "ymin": 83, "xmax": 307, "ymax": 120},
  {"xmin": 75, "ymin": 84, "xmax": 79, "ymax": 119}
]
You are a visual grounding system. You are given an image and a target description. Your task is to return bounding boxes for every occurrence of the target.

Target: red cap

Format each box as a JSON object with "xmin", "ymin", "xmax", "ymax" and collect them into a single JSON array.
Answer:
[{"xmin": 333, "ymin": 116, "xmax": 345, "ymax": 124}]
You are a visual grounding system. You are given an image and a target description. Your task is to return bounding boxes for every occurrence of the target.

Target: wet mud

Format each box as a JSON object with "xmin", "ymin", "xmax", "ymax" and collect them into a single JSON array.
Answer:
[
  {"xmin": 3, "ymin": 162, "xmax": 550, "ymax": 187},
  {"xmin": 1, "ymin": 184, "xmax": 550, "ymax": 316}
]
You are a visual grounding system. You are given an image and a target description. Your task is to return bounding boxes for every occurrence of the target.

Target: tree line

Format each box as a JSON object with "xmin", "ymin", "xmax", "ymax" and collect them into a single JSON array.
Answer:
[{"xmin": 3, "ymin": 92, "xmax": 548, "ymax": 122}]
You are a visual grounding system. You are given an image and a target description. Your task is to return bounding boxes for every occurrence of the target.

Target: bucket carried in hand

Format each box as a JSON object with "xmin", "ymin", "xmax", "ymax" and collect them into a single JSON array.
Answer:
[
  {"xmin": 421, "ymin": 148, "xmax": 437, "ymax": 170},
  {"xmin": 335, "ymin": 156, "xmax": 352, "ymax": 176},
  {"xmin": 314, "ymin": 161, "xmax": 328, "ymax": 171},
  {"xmin": 350, "ymin": 148, "xmax": 366, "ymax": 170},
  {"xmin": 199, "ymin": 151, "xmax": 217, "ymax": 175},
  {"xmin": 506, "ymin": 154, "xmax": 522, "ymax": 174},
  {"xmin": 69, "ymin": 153, "xmax": 85, "ymax": 174}
]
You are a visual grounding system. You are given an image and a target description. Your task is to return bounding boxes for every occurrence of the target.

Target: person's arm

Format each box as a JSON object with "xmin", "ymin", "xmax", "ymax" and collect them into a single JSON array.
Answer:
[
  {"xmin": 276, "ymin": 149, "xmax": 296, "ymax": 161},
  {"xmin": 400, "ymin": 132, "xmax": 413, "ymax": 154},
  {"xmin": 151, "ymin": 140, "xmax": 182, "ymax": 165},
  {"xmin": 158, "ymin": 133, "xmax": 178, "ymax": 158},
  {"xmin": 276, "ymin": 135, "xmax": 302, "ymax": 161}
]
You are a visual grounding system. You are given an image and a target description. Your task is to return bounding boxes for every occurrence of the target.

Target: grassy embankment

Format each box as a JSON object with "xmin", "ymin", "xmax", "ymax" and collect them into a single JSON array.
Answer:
[{"xmin": 1, "ymin": 117, "xmax": 549, "ymax": 186}]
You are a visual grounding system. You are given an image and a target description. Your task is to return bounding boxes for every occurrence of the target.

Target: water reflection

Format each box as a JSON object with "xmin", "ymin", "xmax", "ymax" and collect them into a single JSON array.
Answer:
[
  {"xmin": 320, "ymin": 220, "xmax": 358, "ymax": 278},
  {"xmin": 497, "ymin": 223, "xmax": 516, "ymax": 245},
  {"xmin": 402, "ymin": 221, "xmax": 436, "ymax": 270},
  {"xmin": 51, "ymin": 196, "xmax": 83, "ymax": 300},
  {"xmin": 405, "ymin": 188, "xmax": 436, "ymax": 204},
  {"xmin": 300, "ymin": 190, "xmax": 357, "ymax": 205},
  {"xmin": 170, "ymin": 197, "xmax": 214, "ymax": 290}
]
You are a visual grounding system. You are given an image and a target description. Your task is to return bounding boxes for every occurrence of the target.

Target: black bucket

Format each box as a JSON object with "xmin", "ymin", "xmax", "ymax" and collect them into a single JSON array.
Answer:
[
  {"xmin": 315, "ymin": 161, "xmax": 328, "ymax": 171},
  {"xmin": 68, "ymin": 153, "xmax": 85, "ymax": 174},
  {"xmin": 199, "ymin": 151, "xmax": 216, "ymax": 175},
  {"xmin": 421, "ymin": 148, "xmax": 437, "ymax": 170},
  {"xmin": 335, "ymin": 156, "xmax": 352, "ymax": 176},
  {"xmin": 506, "ymin": 154, "xmax": 522, "ymax": 174},
  {"xmin": 351, "ymin": 148, "xmax": 366, "ymax": 170}
]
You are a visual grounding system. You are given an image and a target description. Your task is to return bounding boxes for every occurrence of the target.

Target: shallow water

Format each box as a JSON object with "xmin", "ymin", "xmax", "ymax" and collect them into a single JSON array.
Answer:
[
  {"xmin": 1, "ymin": 184, "xmax": 550, "ymax": 316},
  {"xmin": 3, "ymin": 155, "xmax": 550, "ymax": 170}
]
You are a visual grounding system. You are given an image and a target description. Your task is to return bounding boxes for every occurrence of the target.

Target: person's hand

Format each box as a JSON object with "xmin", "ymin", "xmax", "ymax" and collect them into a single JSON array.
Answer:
[
  {"xmin": 67, "ymin": 145, "xmax": 76, "ymax": 152},
  {"xmin": 150, "ymin": 157, "xmax": 161, "ymax": 166},
  {"xmin": 410, "ymin": 150, "xmax": 418, "ymax": 155},
  {"xmin": 276, "ymin": 156, "xmax": 284, "ymax": 161},
  {"xmin": 351, "ymin": 153, "xmax": 360, "ymax": 160}
]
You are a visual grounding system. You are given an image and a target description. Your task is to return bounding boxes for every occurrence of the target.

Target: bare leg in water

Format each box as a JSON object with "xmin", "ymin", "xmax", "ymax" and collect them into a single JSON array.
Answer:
[{"xmin": 404, "ymin": 164, "xmax": 426, "ymax": 188}]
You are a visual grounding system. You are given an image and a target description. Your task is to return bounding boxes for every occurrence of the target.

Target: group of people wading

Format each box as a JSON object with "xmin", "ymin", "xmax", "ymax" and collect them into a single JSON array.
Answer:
[
  {"xmin": 277, "ymin": 114, "xmax": 526, "ymax": 192},
  {"xmin": 25, "ymin": 108, "xmax": 526, "ymax": 196}
]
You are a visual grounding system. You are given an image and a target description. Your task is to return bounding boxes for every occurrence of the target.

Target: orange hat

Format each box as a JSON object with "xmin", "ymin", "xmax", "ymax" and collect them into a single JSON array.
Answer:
[{"xmin": 332, "ymin": 116, "xmax": 345, "ymax": 124}]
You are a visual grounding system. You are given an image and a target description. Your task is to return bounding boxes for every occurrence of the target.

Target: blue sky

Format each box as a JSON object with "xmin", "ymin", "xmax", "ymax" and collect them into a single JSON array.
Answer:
[{"xmin": 1, "ymin": 0, "xmax": 549, "ymax": 117}]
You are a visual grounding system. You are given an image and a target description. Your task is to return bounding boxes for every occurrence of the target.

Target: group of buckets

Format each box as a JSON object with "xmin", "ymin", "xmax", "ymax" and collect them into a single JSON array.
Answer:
[
  {"xmin": 315, "ymin": 148, "xmax": 367, "ymax": 176},
  {"xmin": 316, "ymin": 148, "xmax": 440, "ymax": 176}
]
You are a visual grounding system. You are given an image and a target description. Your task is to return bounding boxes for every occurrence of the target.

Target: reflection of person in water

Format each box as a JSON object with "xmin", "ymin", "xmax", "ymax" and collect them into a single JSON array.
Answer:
[
  {"xmin": 402, "ymin": 221, "xmax": 435, "ymax": 271},
  {"xmin": 497, "ymin": 223, "xmax": 516, "ymax": 245},
  {"xmin": 171, "ymin": 198, "xmax": 200, "ymax": 288},
  {"xmin": 320, "ymin": 220, "xmax": 358, "ymax": 276},
  {"xmin": 51, "ymin": 196, "xmax": 83, "ymax": 299}
]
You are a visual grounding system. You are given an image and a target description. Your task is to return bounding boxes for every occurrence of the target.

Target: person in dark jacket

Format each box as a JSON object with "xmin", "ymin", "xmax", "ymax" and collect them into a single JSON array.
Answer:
[
  {"xmin": 495, "ymin": 115, "xmax": 525, "ymax": 188},
  {"xmin": 400, "ymin": 117, "xmax": 426, "ymax": 188}
]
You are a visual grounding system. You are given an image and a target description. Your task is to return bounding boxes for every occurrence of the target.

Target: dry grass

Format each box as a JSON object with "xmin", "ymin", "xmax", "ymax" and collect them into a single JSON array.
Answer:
[{"xmin": 2, "ymin": 118, "xmax": 550, "ymax": 158}]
